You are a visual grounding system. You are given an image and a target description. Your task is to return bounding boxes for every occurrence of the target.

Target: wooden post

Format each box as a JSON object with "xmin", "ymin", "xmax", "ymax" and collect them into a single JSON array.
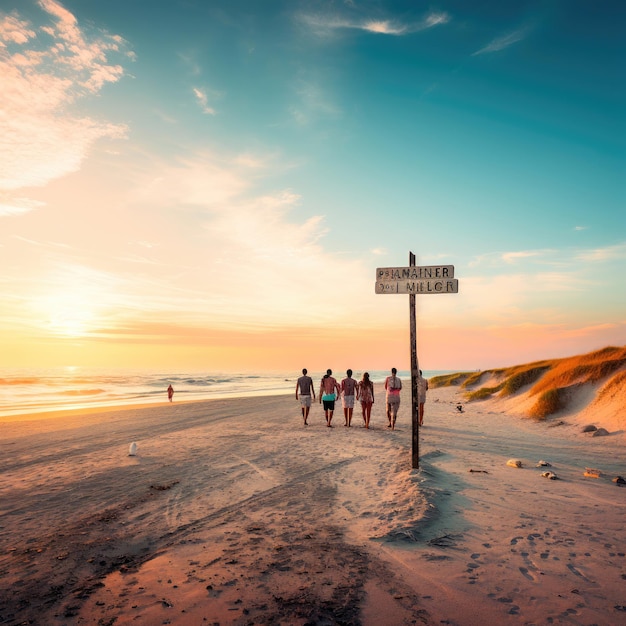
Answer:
[{"xmin": 409, "ymin": 251, "xmax": 420, "ymax": 469}]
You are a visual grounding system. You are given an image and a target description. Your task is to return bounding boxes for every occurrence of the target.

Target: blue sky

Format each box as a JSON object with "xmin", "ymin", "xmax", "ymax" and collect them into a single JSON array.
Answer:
[{"xmin": 0, "ymin": 0, "xmax": 624, "ymax": 371}]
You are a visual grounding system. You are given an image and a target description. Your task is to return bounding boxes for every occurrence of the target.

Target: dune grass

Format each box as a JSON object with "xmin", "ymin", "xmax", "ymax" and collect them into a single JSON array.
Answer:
[
  {"xmin": 500, "ymin": 364, "xmax": 551, "ymax": 396},
  {"xmin": 429, "ymin": 372, "xmax": 472, "ymax": 387},
  {"xmin": 440, "ymin": 345, "xmax": 626, "ymax": 420},
  {"xmin": 530, "ymin": 346, "xmax": 626, "ymax": 396},
  {"xmin": 529, "ymin": 388, "xmax": 565, "ymax": 421},
  {"xmin": 465, "ymin": 384, "xmax": 504, "ymax": 401}
]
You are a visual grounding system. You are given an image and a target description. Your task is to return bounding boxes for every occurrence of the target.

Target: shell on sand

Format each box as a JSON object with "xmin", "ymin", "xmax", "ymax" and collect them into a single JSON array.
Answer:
[
  {"xmin": 613, "ymin": 476, "xmax": 626, "ymax": 485},
  {"xmin": 541, "ymin": 471, "xmax": 559, "ymax": 480},
  {"xmin": 506, "ymin": 459, "xmax": 523, "ymax": 468},
  {"xmin": 128, "ymin": 442, "xmax": 137, "ymax": 456},
  {"xmin": 536, "ymin": 460, "xmax": 552, "ymax": 467},
  {"xmin": 581, "ymin": 424, "xmax": 597, "ymax": 433},
  {"xmin": 584, "ymin": 467, "xmax": 602, "ymax": 478}
]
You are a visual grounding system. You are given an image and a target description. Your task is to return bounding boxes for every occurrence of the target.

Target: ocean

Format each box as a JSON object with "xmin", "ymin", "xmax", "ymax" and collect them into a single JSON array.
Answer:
[{"xmin": 0, "ymin": 368, "xmax": 451, "ymax": 418}]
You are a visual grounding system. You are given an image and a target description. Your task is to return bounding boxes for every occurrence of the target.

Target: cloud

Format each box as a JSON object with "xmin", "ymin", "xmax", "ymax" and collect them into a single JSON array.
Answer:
[
  {"xmin": 501, "ymin": 250, "xmax": 543, "ymax": 264},
  {"xmin": 85, "ymin": 149, "xmax": 374, "ymax": 330},
  {"xmin": 0, "ymin": 13, "xmax": 36, "ymax": 44},
  {"xmin": 470, "ymin": 242, "xmax": 626, "ymax": 271},
  {"xmin": 576, "ymin": 242, "xmax": 626, "ymax": 262},
  {"xmin": 290, "ymin": 79, "xmax": 341, "ymax": 125},
  {"xmin": 361, "ymin": 20, "xmax": 407, "ymax": 35},
  {"xmin": 0, "ymin": 196, "xmax": 45, "ymax": 216},
  {"xmin": 192, "ymin": 87, "xmax": 217, "ymax": 115},
  {"xmin": 0, "ymin": 0, "xmax": 131, "ymax": 200},
  {"xmin": 574, "ymin": 225, "xmax": 588, "ymax": 231},
  {"xmin": 299, "ymin": 10, "xmax": 449, "ymax": 37},
  {"xmin": 469, "ymin": 249, "xmax": 554, "ymax": 268},
  {"xmin": 473, "ymin": 27, "xmax": 528, "ymax": 56}
]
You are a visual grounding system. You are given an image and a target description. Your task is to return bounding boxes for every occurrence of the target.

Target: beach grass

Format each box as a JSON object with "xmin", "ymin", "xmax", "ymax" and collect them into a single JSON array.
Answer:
[{"xmin": 433, "ymin": 346, "xmax": 626, "ymax": 420}]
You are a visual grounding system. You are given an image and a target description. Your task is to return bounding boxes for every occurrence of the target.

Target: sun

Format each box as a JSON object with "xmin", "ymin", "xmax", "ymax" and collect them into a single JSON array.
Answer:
[{"xmin": 39, "ymin": 292, "xmax": 98, "ymax": 338}]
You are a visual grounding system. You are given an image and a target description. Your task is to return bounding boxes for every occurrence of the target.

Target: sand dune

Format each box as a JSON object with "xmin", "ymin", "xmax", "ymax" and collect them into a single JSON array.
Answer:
[
  {"xmin": 433, "ymin": 345, "xmax": 626, "ymax": 435},
  {"xmin": 1, "ymin": 376, "xmax": 625, "ymax": 625}
]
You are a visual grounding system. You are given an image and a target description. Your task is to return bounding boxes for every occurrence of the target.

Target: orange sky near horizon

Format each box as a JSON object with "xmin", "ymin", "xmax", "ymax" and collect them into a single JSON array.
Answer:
[{"xmin": 4, "ymin": 316, "xmax": 624, "ymax": 374}]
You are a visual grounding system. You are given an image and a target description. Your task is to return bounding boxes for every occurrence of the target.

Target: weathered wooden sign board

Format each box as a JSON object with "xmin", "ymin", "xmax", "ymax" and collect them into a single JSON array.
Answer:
[{"xmin": 376, "ymin": 255, "xmax": 459, "ymax": 469}]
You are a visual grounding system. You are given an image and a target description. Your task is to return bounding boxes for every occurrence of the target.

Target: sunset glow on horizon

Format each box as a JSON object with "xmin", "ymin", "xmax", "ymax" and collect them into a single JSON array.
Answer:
[{"xmin": 1, "ymin": 1, "xmax": 624, "ymax": 374}]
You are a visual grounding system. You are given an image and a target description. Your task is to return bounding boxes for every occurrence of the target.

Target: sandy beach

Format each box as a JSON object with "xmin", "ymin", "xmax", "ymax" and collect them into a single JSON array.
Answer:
[{"xmin": 1, "ymin": 381, "xmax": 625, "ymax": 625}]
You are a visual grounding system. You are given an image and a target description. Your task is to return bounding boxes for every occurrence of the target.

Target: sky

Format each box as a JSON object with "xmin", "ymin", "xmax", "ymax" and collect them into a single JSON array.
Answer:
[{"xmin": 0, "ymin": 0, "xmax": 624, "ymax": 374}]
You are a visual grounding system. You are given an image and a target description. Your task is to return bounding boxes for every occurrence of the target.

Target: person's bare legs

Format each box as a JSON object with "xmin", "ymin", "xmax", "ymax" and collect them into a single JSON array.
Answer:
[
  {"xmin": 390, "ymin": 402, "xmax": 399, "ymax": 430},
  {"xmin": 386, "ymin": 404, "xmax": 391, "ymax": 427},
  {"xmin": 347, "ymin": 407, "xmax": 353, "ymax": 426},
  {"xmin": 327, "ymin": 409, "xmax": 334, "ymax": 427},
  {"xmin": 343, "ymin": 407, "xmax": 349, "ymax": 426},
  {"xmin": 365, "ymin": 404, "xmax": 372, "ymax": 429}
]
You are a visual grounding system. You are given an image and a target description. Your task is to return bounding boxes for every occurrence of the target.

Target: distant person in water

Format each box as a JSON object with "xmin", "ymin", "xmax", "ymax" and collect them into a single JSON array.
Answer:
[
  {"xmin": 319, "ymin": 369, "xmax": 340, "ymax": 427},
  {"xmin": 167, "ymin": 384, "xmax": 174, "ymax": 402},
  {"xmin": 418, "ymin": 369, "xmax": 429, "ymax": 426},
  {"xmin": 384, "ymin": 368, "xmax": 402, "ymax": 430},
  {"xmin": 296, "ymin": 368, "xmax": 315, "ymax": 425},
  {"xmin": 356, "ymin": 372, "xmax": 374, "ymax": 429},
  {"xmin": 340, "ymin": 369, "xmax": 357, "ymax": 427}
]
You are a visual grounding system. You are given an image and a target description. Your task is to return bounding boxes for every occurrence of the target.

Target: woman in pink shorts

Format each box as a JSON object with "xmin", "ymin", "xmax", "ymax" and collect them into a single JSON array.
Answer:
[{"xmin": 357, "ymin": 372, "xmax": 375, "ymax": 429}]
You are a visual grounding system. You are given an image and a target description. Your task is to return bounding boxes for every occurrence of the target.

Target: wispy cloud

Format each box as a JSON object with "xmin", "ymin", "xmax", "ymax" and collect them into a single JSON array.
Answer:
[
  {"xmin": 61, "ymin": 149, "xmax": 372, "ymax": 331},
  {"xmin": 501, "ymin": 250, "xmax": 543, "ymax": 264},
  {"xmin": 0, "ymin": 196, "xmax": 45, "ymax": 217},
  {"xmin": 290, "ymin": 79, "xmax": 341, "ymax": 125},
  {"xmin": 574, "ymin": 225, "xmax": 588, "ymax": 231},
  {"xmin": 0, "ymin": 0, "xmax": 131, "ymax": 206},
  {"xmin": 470, "ymin": 243, "xmax": 626, "ymax": 270},
  {"xmin": 192, "ymin": 87, "xmax": 217, "ymax": 115},
  {"xmin": 469, "ymin": 249, "xmax": 555, "ymax": 268},
  {"xmin": 473, "ymin": 26, "xmax": 529, "ymax": 56},
  {"xmin": 576, "ymin": 242, "xmax": 626, "ymax": 262},
  {"xmin": 299, "ymin": 10, "xmax": 449, "ymax": 37}
]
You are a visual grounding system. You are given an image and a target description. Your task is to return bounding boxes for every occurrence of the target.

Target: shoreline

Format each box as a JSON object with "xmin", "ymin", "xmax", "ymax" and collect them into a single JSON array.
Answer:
[{"xmin": 0, "ymin": 389, "xmax": 293, "ymax": 423}]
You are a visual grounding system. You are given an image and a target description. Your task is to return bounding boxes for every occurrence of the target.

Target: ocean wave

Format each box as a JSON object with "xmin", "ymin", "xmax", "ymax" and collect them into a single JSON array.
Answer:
[{"xmin": 0, "ymin": 378, "xmax": 40, "ymax": 386}]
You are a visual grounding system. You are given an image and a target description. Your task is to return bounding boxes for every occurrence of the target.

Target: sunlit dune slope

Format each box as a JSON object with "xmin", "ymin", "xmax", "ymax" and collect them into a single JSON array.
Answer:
[{"xmin": 430, "ymin": 346, "xmax": 626, "ymax": 431}]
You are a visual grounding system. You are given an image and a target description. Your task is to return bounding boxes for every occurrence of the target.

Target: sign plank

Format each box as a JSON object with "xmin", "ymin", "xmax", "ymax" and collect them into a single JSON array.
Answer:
[
  {"xmin": 376, "ymin": 265, "xmax": 454, "ymax": 281},
  {"xmin": 375, "ymin": 279, "xmax": 458, "ymax": 294}
]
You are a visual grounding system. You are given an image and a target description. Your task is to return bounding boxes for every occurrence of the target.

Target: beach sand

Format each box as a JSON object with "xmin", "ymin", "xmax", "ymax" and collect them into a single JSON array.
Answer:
[{"xmin": 1, "ymin": 384, "xmax": 625, "ymax": 625}]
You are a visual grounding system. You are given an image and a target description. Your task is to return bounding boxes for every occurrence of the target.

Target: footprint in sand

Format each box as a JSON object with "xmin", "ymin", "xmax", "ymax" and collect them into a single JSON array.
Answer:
[
  {"xmin": 519, "ymin": 566, "xmax": 534, "ymax": 581},
  {"xmin": 566, "ymin": 563, "xmax": 592, "ymax": 582}
]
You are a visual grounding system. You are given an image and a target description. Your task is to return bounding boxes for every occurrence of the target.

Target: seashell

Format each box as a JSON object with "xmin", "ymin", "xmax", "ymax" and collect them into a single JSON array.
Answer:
[
  {"xmin": 584, "ymin": 468, "xmax": 601, "ymax": 478},
  {"xmin": 541, "ymin": 471, "xmax": 559, "ymax": 480},
  {"xmin": 536, "ymin": 460, "xmax": 551, "ymax": 467},
  {"xmin": 506, "ymin": 459, "xmax": 522, "ymax": 468},
  {"xmin": 128, "ymin": 442, "xmax": 137, "ymax": 456}
]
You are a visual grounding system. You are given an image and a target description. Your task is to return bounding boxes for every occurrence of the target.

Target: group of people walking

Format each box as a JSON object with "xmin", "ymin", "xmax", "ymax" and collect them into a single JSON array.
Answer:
[{"xmin": 295, "ymin": 367, "xmax": 428, "ymax": 430}]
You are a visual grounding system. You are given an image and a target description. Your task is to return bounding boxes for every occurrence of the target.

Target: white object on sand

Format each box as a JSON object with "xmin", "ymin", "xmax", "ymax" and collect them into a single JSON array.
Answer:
[
  {"xmin": 541, "ymin": 471, "xmax": 559, "ymax": 480},
  {"xmin": 536, "ymin": 460, "xmax": 552, "ymax": 467},
  {"xmin": 506, "ymin": 459, "xmax": 523, "ymax": 468},
  {"xmin": 129, "ymin": 442, "xmax": 137, "ymax": 456}
]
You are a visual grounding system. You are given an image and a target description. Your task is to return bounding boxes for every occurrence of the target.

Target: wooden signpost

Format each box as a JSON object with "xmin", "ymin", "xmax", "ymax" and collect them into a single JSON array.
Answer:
[{"xmin": 376, "ymin": 253, "xmax": 459, "ymax": 469}]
